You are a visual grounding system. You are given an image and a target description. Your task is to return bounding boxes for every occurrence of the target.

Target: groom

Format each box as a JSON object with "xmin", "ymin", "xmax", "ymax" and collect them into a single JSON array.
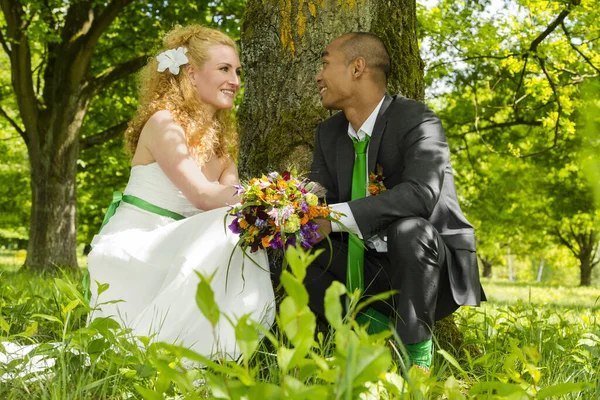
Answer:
[{"xmin": 305, "ymin": 32, "xmax": 485, "ymax": 371}]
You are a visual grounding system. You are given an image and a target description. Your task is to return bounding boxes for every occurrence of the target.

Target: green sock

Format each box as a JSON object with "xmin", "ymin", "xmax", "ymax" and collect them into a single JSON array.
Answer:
[{"xmin": 405, "ymin": 339, "xmax": 432, "ymax": 369}]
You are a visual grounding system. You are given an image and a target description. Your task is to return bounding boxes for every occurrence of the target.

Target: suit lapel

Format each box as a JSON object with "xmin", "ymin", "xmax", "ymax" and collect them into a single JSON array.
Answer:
[{"xmin": 367, "ymin": 95, "xmax": 393, "ymax": 173}]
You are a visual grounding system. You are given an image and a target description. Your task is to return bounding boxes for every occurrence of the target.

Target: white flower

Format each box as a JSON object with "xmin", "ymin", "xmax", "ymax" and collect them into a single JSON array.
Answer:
[{"xmin": 157, "ymin": 47, "xmax": 189, "ymax": 75}]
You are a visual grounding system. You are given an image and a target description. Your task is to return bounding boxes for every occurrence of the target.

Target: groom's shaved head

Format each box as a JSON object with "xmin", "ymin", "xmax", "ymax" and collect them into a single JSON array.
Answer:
[{"xmin": 338, "ymin": 32, "xmax": 391, "ymax": 86}]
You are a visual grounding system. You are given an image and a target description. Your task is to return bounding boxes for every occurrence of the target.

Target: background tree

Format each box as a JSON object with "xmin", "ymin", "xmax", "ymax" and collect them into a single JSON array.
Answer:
[
  {"xmin": 0, "ymin": 0, "xmax": 244, "ymax": 270},
  {"xmin": 238, "ymin": 0, "xmax": 424, "ymax": 177},
  {"xmin": 419, "ymin": 0, "xmax": 599, "ymax": 285}
]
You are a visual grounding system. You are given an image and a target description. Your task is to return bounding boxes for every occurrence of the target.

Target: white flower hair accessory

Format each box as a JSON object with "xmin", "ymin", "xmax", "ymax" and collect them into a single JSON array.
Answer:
[{"xmin": 157, "ymin": 47, "xmax": 189, "ymax": 75}]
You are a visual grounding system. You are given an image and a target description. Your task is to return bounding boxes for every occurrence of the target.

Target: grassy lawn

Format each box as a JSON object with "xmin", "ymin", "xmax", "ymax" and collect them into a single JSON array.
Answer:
[{"xmin": 1, "ymin": 253, "xmax": 599, "ymax": 399}]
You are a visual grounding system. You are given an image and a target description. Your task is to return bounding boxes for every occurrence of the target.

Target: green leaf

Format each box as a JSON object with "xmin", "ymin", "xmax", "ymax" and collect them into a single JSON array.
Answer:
[
  {"xmin": 280, "ymin": 270, "xmax": 308, "ymax": 308},
  {"xmin": 0, "ymin": 315, "xmax": 11, "ymax": 333},
  {"xmin": 248, "ymin": 383, "xmax": 285, "ymax": 399},
  {"xmin": 54, "ymin": 278, "xmax": 90, "ymax": 311},
  {"xmin": 22, "ymin": 321, "xmax": 38, "ymax": 337},
  {"xmin": 279, "ymin": 297, "xmax": 315, "ymax": 350},
  {"xmin": 96, "ymin": 282, "xmax": 110, "ymax": 297},
  {"xmin": 205, "ymin": 371, "xmax": 248, "ymax": 399},
  {"xmin": 437, "ymin": 349, "xmax": 469, "ymax": 378},
  {"xmin": 31, "ymin": 313, "xmax": 64, "ymax": 325},
  {"xmin": 324, "ymin": 281, "xmax": 346, "ymax": 330},
  {"xmin": 62, "ymin": 299, "xmax": 81, "ymax": 314},
  {"xmin": 536, "ymin": 382, "xmax": 592, "ymax": 399},
  {"xmin": 352, "ymin": 345, "xmax": 392, "ymax": 387},
  {"xmin": 277, "ymin": 346, "xmax": 296, "ymax": 373},
  {"xmin": 134, "ymin": 385, "xmax": 165, "ymax": 400},
  {"xmin": 285, "ymin": 245, "xmax": 323, "ymax": 282},
  {"xmin": 235, "ymin": 314, "xmax": 260, "ymax": 365},
  {"xmin": 194, "ymin": 271, "xmax": 220, "ymax": 327}
]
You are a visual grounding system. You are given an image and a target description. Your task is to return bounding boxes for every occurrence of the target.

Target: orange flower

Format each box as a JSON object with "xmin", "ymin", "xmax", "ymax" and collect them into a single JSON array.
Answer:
[
  {"xmin": 300, "ymin": 215, "xmax": 309, "ymax": 225},
  {"xmin": 239, "ymin": 219, "xmax": 249, "ymax": 229},
  {"xmin": 261, "ymin": 236, "xmax": 271, "ymax": 248},
  {"xmin": 277, "ymin": 180, "xmax": 288, "ymax": 190},
  {"xmin": 248, "ymin": 226, "xmax": 259, "ymax": 235},
  {"xmin": 369, "ymin": 184, "xmax": 379, "ymax": 195},
  {"xmin": 319, "ymin": 207, "xmax": 330, "ymax": 217},
  {"xmin": 308, "ymin": 207, "xmax": 319, "ymax": 219}
]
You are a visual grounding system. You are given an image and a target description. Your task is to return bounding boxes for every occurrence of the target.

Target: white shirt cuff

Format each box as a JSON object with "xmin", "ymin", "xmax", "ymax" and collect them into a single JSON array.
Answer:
[{"xmin": 329, "ymin": 203, "xmax": 363, "ymax": 239}]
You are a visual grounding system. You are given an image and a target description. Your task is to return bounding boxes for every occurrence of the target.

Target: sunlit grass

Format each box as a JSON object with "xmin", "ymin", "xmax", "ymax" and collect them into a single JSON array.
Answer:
[
  {"xmin": 481, "ymin": 278, "xmax": 600, "ymax": 309},
  {"xmin": 1, "ymin": 252, "xmax": 599, "ymax": 399}
]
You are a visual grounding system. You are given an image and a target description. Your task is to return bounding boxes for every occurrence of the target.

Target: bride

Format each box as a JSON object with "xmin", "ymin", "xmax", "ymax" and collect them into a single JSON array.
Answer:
[{"xmin": 87, "ymin": 24, "xmax": 275, "ymax": 360}]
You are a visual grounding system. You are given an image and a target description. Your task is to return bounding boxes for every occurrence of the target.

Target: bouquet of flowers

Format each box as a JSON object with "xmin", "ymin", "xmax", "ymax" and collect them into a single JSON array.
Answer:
[{"xmin": 227, "ymin": 171, "xmax": 341, "ymax": 253}]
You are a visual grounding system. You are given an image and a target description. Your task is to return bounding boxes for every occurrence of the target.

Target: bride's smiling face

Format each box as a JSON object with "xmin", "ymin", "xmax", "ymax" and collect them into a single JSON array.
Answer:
[{"xmin": 188, "ymin": 45, "xmax": 242, "ymax": 112}]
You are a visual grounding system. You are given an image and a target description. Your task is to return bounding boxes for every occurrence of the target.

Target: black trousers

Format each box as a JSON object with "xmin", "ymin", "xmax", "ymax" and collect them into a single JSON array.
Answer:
[{"xmin": 274, "ymin": 217, "xmax": 460, "ymax": 344}]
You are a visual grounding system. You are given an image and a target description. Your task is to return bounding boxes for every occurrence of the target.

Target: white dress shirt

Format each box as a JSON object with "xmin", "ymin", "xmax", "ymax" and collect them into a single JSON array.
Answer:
[{"xmin": 330, "ymin": 96, "xmax": 387, "ymax": 252}]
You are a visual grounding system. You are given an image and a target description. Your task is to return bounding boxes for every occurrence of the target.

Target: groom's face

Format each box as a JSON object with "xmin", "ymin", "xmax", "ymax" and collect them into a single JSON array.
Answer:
[{"xmin": 315, "ymin": 38, "xmax": 353, "ymax": 110}]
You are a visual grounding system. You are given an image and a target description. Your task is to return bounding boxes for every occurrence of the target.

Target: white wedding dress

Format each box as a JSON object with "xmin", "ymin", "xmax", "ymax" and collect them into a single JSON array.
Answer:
[{"xmin": 87, "ymin": 162, "xmax": 275, "ymax": 360}]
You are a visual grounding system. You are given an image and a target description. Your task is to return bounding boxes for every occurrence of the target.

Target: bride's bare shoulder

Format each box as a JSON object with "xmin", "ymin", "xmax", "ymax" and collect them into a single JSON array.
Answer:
[{"xmin": 142, "ymin": 110, "xmax": 185, "ymax": 139}]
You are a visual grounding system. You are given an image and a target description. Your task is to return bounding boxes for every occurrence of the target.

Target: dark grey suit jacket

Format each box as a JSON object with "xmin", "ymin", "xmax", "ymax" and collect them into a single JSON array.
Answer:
[{"xmin": 309, "ymin": 94, "xmax": 484, "ymax": 306}]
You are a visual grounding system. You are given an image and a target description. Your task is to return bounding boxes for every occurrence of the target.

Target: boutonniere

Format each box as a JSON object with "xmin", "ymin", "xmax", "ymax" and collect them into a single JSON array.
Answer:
[{"xmin": 368, "ymin": 164, "xmax": 386, "ymax": 195}]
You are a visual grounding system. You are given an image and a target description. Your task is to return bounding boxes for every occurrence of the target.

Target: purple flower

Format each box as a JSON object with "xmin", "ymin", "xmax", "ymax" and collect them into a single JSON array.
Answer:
[
  {"xmin": 228, "ymin": 218, "xmax": 241, "ymax": 234},
  {"xmin": 301, "ymin": 202, "xmax": 309, "ymax": 213},
  {"xmin": 301, "ymin": 239, "xmax": 312, "ymax": 249},
  {"xmin": 255, "ymin": 218, "xmax": 267, "ymax": 228},
  {"xmin": 258, "ymin": 180, "xmax": 271, "ymax": 189},
  {"xmin": 268, "ymin": 172, "xmax": 279, "ymax": 181},
  {"xmin": 285, "ymin": 235, "xmax": 297, "ymax": 248},
  {"xmin": 281, "ymin": 205, "xmax": 295, "ymax": 220},
  {"xmin": 267, "ymin": 207, "xmax": 280, "ymax": 225},
  {"xmin": 233, "ymin": 184, "xmax": 245, "ymax": 196},
  {"xmin": 270, "ymin": 232, "xmax": 283, "ymax": 250}
]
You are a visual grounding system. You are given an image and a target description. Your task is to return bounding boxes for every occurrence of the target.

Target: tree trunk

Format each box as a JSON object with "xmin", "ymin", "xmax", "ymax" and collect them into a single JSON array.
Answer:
[
  {"xmin": 536, "ymin": 258, "xmax": 544, "ymax": 282},
  {"xmin": 507, "ymin": 246, "xmax": 514, "ymax": 281},
  {"xmin": 27, "ymin": 146, "xmax": 79, "ymax": 270},
  {"xmin": 238, "ymin": 0, "xmax": 424, "ymax": 178},
  {"xmin": 478, "ymin": 254, "xmax": 492, "ymax": 278},
  {"xmin": 25, "ymin": 95, "xmax": 90, "ymax": 270},
  {"xmin": 579, "ymin": 253, "xmax": 593, "ymax": 287}
]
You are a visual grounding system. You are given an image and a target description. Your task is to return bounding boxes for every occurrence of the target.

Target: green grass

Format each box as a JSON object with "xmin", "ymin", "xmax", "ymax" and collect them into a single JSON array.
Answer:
[{"xmin": 1, "ymin": 254, "xmax": 599, "ymax": 399}]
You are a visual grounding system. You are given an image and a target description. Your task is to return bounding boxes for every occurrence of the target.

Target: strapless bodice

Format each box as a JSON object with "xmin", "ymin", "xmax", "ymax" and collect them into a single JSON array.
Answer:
[{"xmin": 123, "ymin": 162, "xmax": 206, "ymax": 217}]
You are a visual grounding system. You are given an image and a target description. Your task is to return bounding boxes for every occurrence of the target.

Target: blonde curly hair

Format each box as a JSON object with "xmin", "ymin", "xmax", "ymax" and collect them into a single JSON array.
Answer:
[{"xmin": 125, "ymin": 24, "xmax": 238, "ymax": 164}]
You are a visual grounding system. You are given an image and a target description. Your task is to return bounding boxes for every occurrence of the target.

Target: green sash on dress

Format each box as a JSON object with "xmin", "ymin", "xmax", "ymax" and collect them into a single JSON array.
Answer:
[{"xmin": 82, "ymin": 191, "xmax": 186, "ymax": 302}]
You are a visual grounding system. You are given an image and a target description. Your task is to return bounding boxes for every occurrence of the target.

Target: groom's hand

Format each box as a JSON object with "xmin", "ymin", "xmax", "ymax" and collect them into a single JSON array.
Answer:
[{"xmin": 313, "ymin": 219, "xmax": 332, "ymax": 243}]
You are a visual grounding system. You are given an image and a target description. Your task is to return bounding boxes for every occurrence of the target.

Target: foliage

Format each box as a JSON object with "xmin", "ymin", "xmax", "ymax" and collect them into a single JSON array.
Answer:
[
  {"xmin": 418, "ymin": 0, "xmax": 600, "ymax": 284},
  {"xmin": 1, "ymin": 248, "xmax": 600, "ymax": 398},
  {"xmin": 0, "ymin": 0, "xmax": 248, "ymax": 258}
]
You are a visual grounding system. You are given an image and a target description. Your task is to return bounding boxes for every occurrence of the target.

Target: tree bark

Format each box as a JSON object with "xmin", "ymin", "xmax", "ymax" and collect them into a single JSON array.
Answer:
[
  {"xmin": 238, "ymin": 0, "xmax": 424, "ymax": 178},
  {"xmin": 578, "ymin": 242, "xmax": 597, "ymax": 287},
  {"xmin": 579, "ymin": 258, "xmax": 592, "ymax": 286},
  {"xmin": 478, "ymin": 255, "xmax": 493, "ymax": 278},
  {"xmin": 25, "ymin": 93, "xmax": 91, "ymax": 270}
]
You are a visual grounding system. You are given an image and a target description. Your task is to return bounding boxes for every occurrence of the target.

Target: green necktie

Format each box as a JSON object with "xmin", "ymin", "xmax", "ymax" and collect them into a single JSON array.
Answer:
[
  {"xmin": 347, "ymin": 136, "xmax": 370, "ymax": 292},
  {"xmin": 348, "ymin": 136, "xmax": 391, "ymax": 334}
]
